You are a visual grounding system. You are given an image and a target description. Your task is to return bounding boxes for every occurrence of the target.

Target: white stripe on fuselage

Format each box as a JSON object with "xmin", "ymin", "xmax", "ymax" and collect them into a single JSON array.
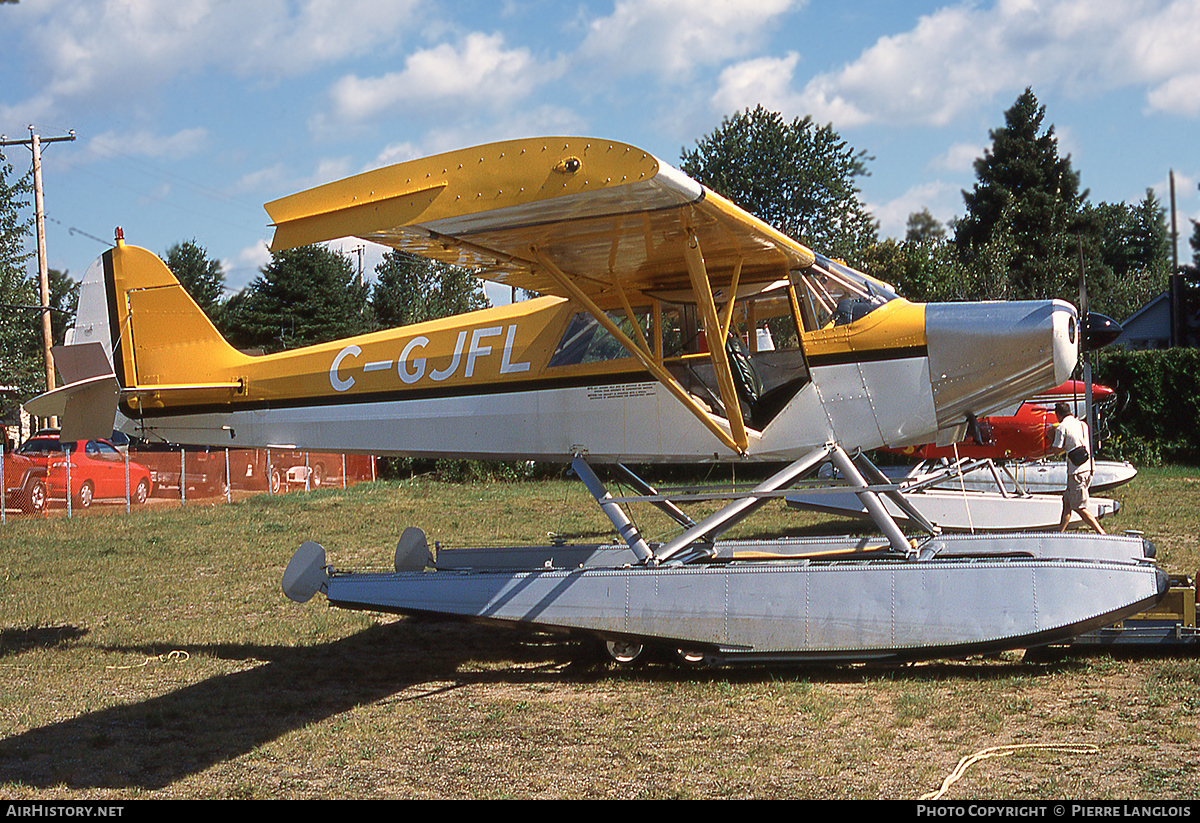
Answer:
[{"xmin": 121, "ymin": 354, "xmax": 941, "ymax": 465}]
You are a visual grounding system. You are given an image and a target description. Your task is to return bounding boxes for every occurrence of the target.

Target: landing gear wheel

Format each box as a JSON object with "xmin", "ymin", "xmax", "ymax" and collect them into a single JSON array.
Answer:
[
  {"xmin": 603, "ymin": 639, "xmax": 645, "ymax": 666},
  {"xmin": 674, "ymin": 648, "xmax": 710, "ymax": 667}
]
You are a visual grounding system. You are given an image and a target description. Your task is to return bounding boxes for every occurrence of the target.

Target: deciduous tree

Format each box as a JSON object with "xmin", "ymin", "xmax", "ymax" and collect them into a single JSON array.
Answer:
[
  {"xmin": 680, "ymin": 106, "xmax": 878, "ymax": 262},
  {"xmin": 370, "ymin": 249, "xmax": 488, "ymax": 329},
  {"xmin": 165, "ymin": 239, "xmax": 226, "ymax": 318},
  {"xmin": 0, "ymin": 155, "xmax": 41, "ymax": 411}
]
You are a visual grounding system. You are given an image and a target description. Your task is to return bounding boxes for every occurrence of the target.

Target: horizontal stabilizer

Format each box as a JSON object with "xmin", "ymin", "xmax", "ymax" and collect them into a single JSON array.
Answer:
[{"xmin": 25, "ymin": 373, "xmax": 120, "ymax": 443}]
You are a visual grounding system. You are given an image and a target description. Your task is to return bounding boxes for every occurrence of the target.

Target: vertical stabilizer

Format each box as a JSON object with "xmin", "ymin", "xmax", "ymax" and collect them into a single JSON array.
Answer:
[
  {"xmin": 28, "ymin": 237, "xmax": 251, "ymax": 440},
  {"xmin": 103, "ymin": 237, "xmax": 250, "ymax": 389}
]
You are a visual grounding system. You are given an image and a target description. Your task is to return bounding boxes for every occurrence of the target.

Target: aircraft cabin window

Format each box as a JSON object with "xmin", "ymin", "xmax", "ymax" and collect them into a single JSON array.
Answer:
[
  {"xmin": 547, "ymin": 308, "xmax": 652, "ymax": 367},
  {"xmin": 659, "ymin": 286, "xmax": 810, "ymax": 431}
]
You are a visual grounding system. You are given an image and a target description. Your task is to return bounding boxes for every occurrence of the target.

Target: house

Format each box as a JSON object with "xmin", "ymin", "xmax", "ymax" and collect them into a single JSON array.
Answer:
[{"xmin": 1113, "ymin": 292, "xmax": 1171, "ymax": 350}]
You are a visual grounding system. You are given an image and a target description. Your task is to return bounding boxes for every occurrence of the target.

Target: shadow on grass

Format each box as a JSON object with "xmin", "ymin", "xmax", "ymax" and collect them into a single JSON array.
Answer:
[
  {"xmin": 0, "ymin": 618, "xmax": 541, "ymax": 791},
  {"xmin": 0, "ymin": 625, "xmax": 89, "ymax": 658},
  {"xmin": 0, "ymin": 614, "xmax": 1103, "ymax": 793}
]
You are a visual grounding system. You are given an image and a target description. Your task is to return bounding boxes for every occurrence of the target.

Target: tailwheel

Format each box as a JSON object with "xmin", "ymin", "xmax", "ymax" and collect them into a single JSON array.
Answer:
[{"xmin": 603, "ymin": 639, "xmax": 645, "ymax": 667}]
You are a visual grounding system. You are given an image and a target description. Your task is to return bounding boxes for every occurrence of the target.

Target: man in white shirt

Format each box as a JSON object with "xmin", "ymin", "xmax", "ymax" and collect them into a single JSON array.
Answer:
[{"xmin": 1051, "ymin": 402, "xmax": 1105, "ymax": 534}]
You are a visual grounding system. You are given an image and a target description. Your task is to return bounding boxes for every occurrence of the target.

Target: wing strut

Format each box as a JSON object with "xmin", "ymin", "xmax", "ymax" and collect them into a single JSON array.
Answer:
[
  {"xmin": 718, "ymin": 258, "xmax": 744, "ymax": 341},
  {"xmin": 682, "ymin": 230, "xmax": 750, "ymax": 453},
  {"xmin": 530, "ymin": 246, "xmax": 745, "ymax": 455}
]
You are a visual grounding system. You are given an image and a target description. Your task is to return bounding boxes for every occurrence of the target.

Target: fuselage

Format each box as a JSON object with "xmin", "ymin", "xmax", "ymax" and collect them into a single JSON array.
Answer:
[{"xmin": 76, "ymin": 240, "xmax": 1079, "ymax": 464}]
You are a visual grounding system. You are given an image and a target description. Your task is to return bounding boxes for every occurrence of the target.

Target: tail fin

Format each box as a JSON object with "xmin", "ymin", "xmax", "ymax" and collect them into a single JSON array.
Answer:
[
  {"xmin": 29, "ymin": 236, "xmax": 249, "ymax": 439},
  {"xmin": 94, "ymin": 237, "xmax": 249, "ymax": 389}
]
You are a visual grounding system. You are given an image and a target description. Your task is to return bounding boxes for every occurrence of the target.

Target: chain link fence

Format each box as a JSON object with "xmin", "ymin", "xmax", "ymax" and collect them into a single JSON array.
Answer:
[{"xmin": 2, "ymin": 443, "xmax": 376, "ymax": 523}]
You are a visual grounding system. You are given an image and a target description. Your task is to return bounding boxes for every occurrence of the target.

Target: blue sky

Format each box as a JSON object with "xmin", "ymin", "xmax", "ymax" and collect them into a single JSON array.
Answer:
[{"xmin": 2, "ymin": 0, "xmax": 1198, "ymax": 304}]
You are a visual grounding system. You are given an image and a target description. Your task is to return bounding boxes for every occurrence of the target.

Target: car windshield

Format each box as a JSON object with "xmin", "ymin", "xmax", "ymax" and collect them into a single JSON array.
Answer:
[{"xmin": 17, "ymin": 439, "xmax": 74, "ymax": 454}]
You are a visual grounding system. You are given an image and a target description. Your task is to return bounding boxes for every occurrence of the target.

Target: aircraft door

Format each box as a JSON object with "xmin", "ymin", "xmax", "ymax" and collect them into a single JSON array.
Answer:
[{"xmin": 663, "ymin": 286, "xmax": 811, "ymax": 431}]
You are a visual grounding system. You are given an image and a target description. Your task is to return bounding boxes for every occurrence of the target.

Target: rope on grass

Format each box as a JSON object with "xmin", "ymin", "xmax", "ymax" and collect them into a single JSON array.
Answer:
[
  {"xmin": 921, "ymin": 743, "xmax": 1100, "ymax": 800},
  {"xmin": 106, "ymin": 650, "xmax": 191, "ymax": 670}
]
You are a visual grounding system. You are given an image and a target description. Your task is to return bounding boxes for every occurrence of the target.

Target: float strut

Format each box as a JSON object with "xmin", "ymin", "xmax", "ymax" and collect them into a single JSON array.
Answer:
[
  {"xmin": 654, "ymin": 442, "xmax": 835, "ymax": 563},
  {"xmin": 830, "ymin": 446, "xmax": 913, "ymax": 554},
  {"xmin": 572, "ymin": 456, "xmax": 655, "ymax": 563}
]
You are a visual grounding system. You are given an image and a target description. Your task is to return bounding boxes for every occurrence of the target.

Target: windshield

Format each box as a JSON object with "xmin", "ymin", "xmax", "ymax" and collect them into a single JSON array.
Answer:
[
  {"xmin": 794, "ymin": 255, "xmax": 899, "ymax": 331},
  {"xmin": 17, "ymin": 438, "xmax": 74, "ymax": 454}
]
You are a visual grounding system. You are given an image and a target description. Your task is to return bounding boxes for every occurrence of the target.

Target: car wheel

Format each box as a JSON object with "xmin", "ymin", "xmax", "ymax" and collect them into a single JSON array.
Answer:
[
  {"xmin": 269, "ymin": 467, "xmax": 282, "ymax": 494},
  {"xmin": 311, "ymin": 463, "xmax": 324, "ymax": 488},
  {"xmin": 133, "ymin": 478, "xmax": 150, "ymax": 505},
  {"xmin": 77, "ymin": 481, "xmax": 94, "ymax": 509},
  {"xmin": 20, "ymin": 479, "xmax": 46, "ymax": 514}
]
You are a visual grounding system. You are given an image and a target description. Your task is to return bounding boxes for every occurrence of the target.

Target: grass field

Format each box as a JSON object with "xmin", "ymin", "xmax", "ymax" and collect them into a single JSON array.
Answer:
[{"xmin": 1, "ymin": 468, "xmax": 1198, "ymax": 799}]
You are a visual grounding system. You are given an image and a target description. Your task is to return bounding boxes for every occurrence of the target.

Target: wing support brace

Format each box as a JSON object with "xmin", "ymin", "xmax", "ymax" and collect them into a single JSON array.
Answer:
[
  {"xmin": 530, "ymin": 246, "xmax": 746, "ymax": 455},
  {"xmin": 682, "ymin": 230, "xmax": 749, "ymax": 452}
]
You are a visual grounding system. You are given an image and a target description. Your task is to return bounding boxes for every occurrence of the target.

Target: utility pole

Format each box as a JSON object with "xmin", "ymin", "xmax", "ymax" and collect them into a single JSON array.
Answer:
[{"xmin": 0, "ymin": 127, "xmax": 76, "ymax": 395}]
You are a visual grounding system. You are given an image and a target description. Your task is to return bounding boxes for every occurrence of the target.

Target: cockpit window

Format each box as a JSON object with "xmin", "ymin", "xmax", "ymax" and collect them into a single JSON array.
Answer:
[{"xmin": 794, "ymin": 255, "xmax": 898, "ymax": 331}]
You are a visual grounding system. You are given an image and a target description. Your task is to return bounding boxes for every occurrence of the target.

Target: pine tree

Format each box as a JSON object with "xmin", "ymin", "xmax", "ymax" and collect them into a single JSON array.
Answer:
[
  {"xmin": 222, "ymin": 245, "xmax": 369, "ymax": 352},
  {"xmin": 955, "ymin": 88, "xmax": 1085, "ymax": 302}
]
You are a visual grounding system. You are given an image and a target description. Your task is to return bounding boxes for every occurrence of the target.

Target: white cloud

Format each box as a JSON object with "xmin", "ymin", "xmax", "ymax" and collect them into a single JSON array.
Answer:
[
  {"xmin": 869, "ymin": 180, "xmax": 960, "ymax": 241},
  {"xmin": 712, "ymin": 0, "xmax": 1200, "ymax": 129},
  {"xmin": 711, "ymin": 53, "xmax": 805, "ymax": 116},
  {"xmin": 1146, "ymin": 74, "xmax": 1200, "ymax": 116},
  {"xmin": 930, "ymin": 142, "xmax": 983, "ymax": 175},
  {"xmin": 327, "ymin": 32, "xmax": 549, "ymax": 123},
  {"xmin": 371, "ymin": 142, "xmax": 425, "ymax": 169},
  {"xmin": 86, "ymin": 128, "xmax": 208, "ymax": 160},
  {"xmin": 580, "ymin": 0, "xmax": 800, "ymax": 77},
  {"xmin": 1, "ymin": 0, "xmax": 421, "ymax": 122},
  {"xmin": 224, "ymin": 239, "xmax": 273, "ymax": 293}
]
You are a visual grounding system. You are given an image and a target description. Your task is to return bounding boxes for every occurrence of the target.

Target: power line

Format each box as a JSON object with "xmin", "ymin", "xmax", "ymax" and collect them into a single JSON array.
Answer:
[{"xmin": 0, "ymin": 127, "xmax": 77, "ymax": 396}]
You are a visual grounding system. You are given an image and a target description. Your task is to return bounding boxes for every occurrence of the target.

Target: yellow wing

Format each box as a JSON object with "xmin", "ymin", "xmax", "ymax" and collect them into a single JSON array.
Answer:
[{"xmin": 265, "ymin": 137, "xmax": 817, "ymax": 300}]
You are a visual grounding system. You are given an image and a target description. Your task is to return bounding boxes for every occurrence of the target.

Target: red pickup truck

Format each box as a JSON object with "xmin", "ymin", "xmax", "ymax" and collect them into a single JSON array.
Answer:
[{"xmin": 3, "ymin": 442, "xmax": 47, "ymax": 513}]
